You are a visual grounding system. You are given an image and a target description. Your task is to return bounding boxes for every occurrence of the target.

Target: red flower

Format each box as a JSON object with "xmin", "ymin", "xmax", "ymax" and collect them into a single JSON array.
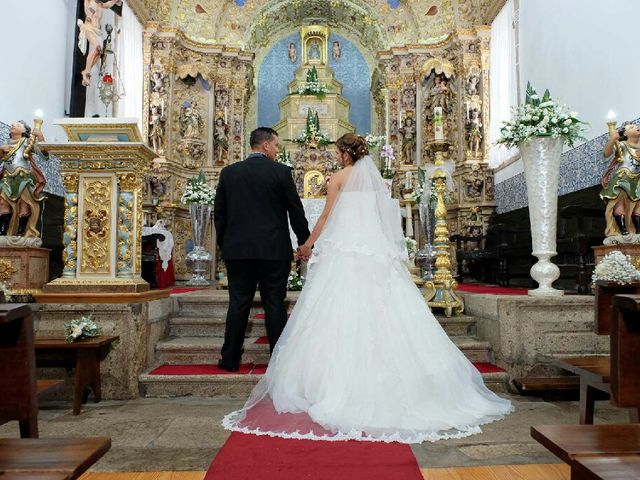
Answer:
[{"xmin": 102, "ymin": 74, "xmax": 113, "ymax": 84}]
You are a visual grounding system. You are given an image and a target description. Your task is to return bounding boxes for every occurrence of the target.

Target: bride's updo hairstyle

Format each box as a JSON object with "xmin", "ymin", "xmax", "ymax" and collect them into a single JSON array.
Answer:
[{"xmin": 336, "ymin": 133, "xmax": 369, "ymax": 163}]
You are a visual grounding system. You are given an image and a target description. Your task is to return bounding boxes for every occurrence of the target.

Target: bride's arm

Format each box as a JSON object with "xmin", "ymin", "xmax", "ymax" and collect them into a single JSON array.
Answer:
[{"xmin": 300, "ymin": 173, "xmax": 342, "ymax": 254}]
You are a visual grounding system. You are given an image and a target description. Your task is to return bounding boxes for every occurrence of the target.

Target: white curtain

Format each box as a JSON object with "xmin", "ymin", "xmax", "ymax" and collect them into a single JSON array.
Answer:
[
  {"xmin": 489, "ymin": 0, "xmax": 518, "ymax": 168},
  {"xmin": 115, "ymin": 1, "xmax": 144, "ymax": 134}
]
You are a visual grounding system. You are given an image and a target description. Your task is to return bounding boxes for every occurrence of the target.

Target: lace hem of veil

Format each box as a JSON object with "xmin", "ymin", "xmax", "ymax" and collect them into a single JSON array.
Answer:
[{"xmin": 222, "ymin": 407, "xmax": 513, "ymax": 444}]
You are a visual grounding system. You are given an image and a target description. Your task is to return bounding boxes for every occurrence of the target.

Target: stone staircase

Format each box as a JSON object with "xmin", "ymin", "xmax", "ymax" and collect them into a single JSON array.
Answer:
[{"xmin": 139, "ymin": 289, "xmax": 509, "ymax": 397}]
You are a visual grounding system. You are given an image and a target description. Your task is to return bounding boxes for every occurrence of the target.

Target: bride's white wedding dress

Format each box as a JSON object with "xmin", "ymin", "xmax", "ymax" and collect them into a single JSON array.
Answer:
[{"xmin": 223, "ymin": 156, "xmax": 512, "ymax": 443}]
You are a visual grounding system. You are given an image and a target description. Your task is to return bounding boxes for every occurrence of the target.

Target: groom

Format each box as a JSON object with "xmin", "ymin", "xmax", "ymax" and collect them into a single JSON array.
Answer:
[{"xmin": 214, "ymin": 127, "xmax": 311, "ymax": 371}]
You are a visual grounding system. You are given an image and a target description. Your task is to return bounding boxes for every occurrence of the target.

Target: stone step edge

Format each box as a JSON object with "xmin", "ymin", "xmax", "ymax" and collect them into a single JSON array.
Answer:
[
  {"xmin": 155, "ymin": 336, "xmax": 491, "ymax": 351},
  {"xmin": 168, "ymin": 315, "xmax": 478, "ymax": 325}
]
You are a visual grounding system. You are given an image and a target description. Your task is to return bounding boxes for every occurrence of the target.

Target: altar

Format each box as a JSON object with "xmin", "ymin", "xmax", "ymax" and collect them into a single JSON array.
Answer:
[{"xmin": 290, "ymin": 198, "xmax": 325, "ymax": 248}]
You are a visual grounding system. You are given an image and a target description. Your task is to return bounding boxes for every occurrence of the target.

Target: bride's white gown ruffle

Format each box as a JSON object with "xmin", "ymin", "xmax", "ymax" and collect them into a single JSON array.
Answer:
[{"xmin": 223, "ymin": 156, "xmax": 512, "ymax": 443}]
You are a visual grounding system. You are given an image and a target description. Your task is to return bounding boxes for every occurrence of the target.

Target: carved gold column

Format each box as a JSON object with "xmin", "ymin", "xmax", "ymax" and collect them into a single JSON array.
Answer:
[
  {"xmin": 117, "ymin": 173, "xmax": 140, "ymax": 278},
  {"xmin": 423, "ymin": 142, "xmax": 464, "ymax": 317},
  {"xmin": 62, "ymin": 173, "xmax": 79, "ymax": 278}
]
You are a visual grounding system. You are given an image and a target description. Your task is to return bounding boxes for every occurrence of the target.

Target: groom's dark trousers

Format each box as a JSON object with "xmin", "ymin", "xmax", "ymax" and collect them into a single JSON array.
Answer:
[{"xmin": 214, "ymin": 152, "xmax": 310, "ymax": 368}]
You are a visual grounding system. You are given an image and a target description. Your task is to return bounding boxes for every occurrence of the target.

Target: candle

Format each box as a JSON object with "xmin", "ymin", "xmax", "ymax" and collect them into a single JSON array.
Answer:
[
  {"xmin": 607, "ymin": 110, "xmax": 617, "ymax": 122},
  {"xmin": 405, "ymin": 171, "xmax": 412, "ymax": 189},
  {"xmin": 34, "ymin": 109, "xmax": 44, "ymax": 120},
  {"xmin": 224, "ymin": 107, "xmax": 228, "ymax": 123},
  {"xmin": 434, "ymin": 106, "xmax": 444, "ymax": 141}
]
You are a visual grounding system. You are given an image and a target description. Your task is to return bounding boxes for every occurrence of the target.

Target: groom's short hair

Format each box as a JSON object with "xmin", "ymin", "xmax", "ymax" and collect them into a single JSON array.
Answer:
[{"xmin": 250, "ymin": 127, "xmax": 278, "ymax": 148}]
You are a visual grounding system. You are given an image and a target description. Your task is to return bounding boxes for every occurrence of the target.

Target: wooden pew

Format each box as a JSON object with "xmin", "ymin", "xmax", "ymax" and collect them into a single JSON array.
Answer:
[
  {"xmin": 0, "ymin": 437, "xmax": 111, "ymax": 479},
  {"xmin": 34, "ymin": 336, "xmax": 119, "ymax": 415},
  {"xmin": 0, "ymin": 303, "xmax": 40, "ymax": 438},
  {"xmin": 532, "ymin": 294, "xmax": 640, "ymax": 479}
]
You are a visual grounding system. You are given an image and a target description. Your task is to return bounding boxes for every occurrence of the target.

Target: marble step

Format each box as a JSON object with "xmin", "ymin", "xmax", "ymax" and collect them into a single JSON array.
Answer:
[
  {"xmin": 175, "ymin": 290, "xmax": 300, "ymax": 317},
  {"xmin": 139, "ymin": 368, "xmax": 509, "ymax": 397},
  {"xmin": 154, "ymin": 335, "xmax": 493, "ymax": 365},
  {"xmin": 168, "ymin": 314, "xmax": 476, "ymax": 338}
]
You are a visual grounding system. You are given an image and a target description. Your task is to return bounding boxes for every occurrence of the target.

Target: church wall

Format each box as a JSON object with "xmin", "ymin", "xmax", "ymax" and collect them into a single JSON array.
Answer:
[
  {"xmin": 257, "ymin": 32, "xmax": 371, "ymax": 134},
  {"xmin": 0, "ymin": 0, "xmax": 76, "ymax": 141},
  {"xmin": 494, "ymin": 0, "xmax": 640, "ymax": 212}
]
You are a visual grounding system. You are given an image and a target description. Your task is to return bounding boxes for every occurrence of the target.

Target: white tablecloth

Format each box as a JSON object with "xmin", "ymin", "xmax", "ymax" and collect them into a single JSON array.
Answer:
[{"xmin": 289, "ymin": 198, "xmax": 325, "ymax": 247}]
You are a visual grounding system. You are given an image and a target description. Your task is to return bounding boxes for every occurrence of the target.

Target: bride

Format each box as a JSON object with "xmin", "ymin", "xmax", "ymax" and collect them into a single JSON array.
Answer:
[{"xmin": 223, "ymin": 134, "xmax": 512, "ymax": 443}]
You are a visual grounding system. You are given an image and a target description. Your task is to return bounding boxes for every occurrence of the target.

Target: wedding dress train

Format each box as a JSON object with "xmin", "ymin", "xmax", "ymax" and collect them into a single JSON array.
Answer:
[{"xmin": 223, "ymin": 156, "xmax": 512, "ymax": 443}]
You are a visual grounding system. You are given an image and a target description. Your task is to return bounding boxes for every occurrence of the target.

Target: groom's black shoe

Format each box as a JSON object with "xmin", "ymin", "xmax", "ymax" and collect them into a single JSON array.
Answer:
[{"xmin": 217, "ymin": 360, "xmax": 239, "ymax": 372}]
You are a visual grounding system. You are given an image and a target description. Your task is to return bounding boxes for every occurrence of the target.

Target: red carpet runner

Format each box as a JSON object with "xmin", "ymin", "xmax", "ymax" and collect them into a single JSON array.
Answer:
[{"xmin": 204, "ymin": 432, "xmax": 423, "ymax": 480}]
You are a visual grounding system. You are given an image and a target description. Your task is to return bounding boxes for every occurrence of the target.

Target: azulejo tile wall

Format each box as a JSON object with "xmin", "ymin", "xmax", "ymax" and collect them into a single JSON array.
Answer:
[
  {"xmin": 0, "ymin": 120, "xmax": 64, "ymax": 197},
  {"xmin": 495, "ymin": 118, "xmax": 640, "ymax": 214}
]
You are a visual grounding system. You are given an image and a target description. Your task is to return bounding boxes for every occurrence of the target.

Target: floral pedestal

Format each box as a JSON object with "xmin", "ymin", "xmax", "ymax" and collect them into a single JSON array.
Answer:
[
  {"xmin": 186, "ymin": 203, "xmax": 212, "ymax": 286},
  {"xmin": 521, "ymin": 136, "xmax": 564, "ymax": 296}
]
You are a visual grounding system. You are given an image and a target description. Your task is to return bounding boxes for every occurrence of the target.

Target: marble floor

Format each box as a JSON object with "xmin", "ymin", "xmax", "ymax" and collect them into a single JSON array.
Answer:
[{"xmin": 0, "ymin": 394, "xmax": 628, "ymax": 472}]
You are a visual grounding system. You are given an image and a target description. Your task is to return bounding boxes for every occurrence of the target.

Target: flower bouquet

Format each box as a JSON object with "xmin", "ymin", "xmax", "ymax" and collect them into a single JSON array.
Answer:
[
  {"xmin": 181, "ymin": 170, "xmax": 215, "ymax": 205},
  {"xmin": 65, "ymin": 315, "xmax": 102, "ymax": 343},
  {"xmin": 592, "ymin": 251, "xmax": 640, "ymax": 285},
  {"xmin": 287, "ymin": 271, "xmax": 305, "ymax": 291},
  {"xmin": 497, "ymin": 82, "xmax": 586, "ymax": 149},
  {"xmin": 275, "ymin": 147, "xmax": 293, "ymax": 168}
]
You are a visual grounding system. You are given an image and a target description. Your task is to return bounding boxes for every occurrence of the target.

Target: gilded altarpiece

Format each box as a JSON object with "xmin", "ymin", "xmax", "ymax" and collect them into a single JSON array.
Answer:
[
  {"xmin": 142, "ymin": 25, "xmax": 253, "ymax": 280},
  {"xmin": 373, "ymin": 28, "xmax": 494, "ymax": 244},
  {"xmin": 40, "ymin": 140, "xmax": 154, "ymax": 295}
]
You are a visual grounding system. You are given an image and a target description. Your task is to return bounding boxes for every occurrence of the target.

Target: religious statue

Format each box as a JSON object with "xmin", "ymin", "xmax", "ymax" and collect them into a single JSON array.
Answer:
[
  {"xmin": 467, "ymin": 75, "xmax": 480, "ymax": 95},
  {"xmin": 0, "ymin": 120, "xmax": 48, "ymax": 238},
  {"xmin": 466, "ymin": 108, "xmax": 483, "ymax": 156},
  {"xmin": 179, "ymin": 100, "xmax": 203, "ymax": 139},
  {"xmin": 399, "ymin": 115, "xmax": 416, "ymax": 165},
  {"xmin": 463, "ymin": 166, "xmax": 484, "ymax": 201},
  {"xmin": 308, "ymin": 40, "xmax": 321, "ymax": 61},
  {"xmin": 601, "ymin": 121, "xmax": 640, "ymax": 236},
  {"xmin": 214, "ymin": 116, "xmax": 229, "ymax": 166},
  {"xmin": 148, "ymin": 106, "xmax": 166, "ymax": 155},
  {"xmin": 424, "ymin": 74, "xmax": 451, "ymax": 118},
  {"xmin": 332, "ymin": 41, "xmax": 341, "ymax": 61},
  {"xmin": 288, "ymin": 42, "xmax": 297, "ymax": 63},
  {"xmin": 401, "ymin": 86, "xmax": 416, "ymax": 110},
  {"xmin": 77, "ymin": 0, "xmax": 122, "ymax": 87},
  {"xmin": 150, "ymin": 60, "xmax": 166, "ymax": 95}
]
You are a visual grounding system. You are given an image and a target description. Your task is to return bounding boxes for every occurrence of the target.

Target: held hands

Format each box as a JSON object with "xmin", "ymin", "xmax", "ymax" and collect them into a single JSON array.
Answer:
[{"xmin": 296, "ymin": 244, "xmax": 312, "ymax": 261}]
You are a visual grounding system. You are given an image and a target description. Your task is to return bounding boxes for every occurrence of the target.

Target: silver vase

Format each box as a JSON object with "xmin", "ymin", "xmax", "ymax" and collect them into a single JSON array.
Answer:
[
  {"xmin": 416, "ymin": 194, "xmax": 436, "ymax": 281},
  {"xmin": 520, "ymin": 136, "xmax": 564, "ymax": 296},
  {"xmin": 186, "ymin": 203, "xmax": 212, "ymax": 286}
]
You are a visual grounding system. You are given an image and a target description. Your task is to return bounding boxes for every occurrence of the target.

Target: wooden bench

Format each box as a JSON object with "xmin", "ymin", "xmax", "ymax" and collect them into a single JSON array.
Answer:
[
  {"xmin": 35, "ymin": 336, "xmax": 119, "ymax": 415},
  {"xmin": 532, "ymin": 294, "xmax": 640, "ymax": 479},
  {"xmin": 0, "ymin": 437, "xmax": 111, "ymax": 479},
  {"xmin": 0, "ymin": 303, "xmax": 40, "ymax": 438},
  {"xmin": 553, "ymin": 356, "xmax": 613, "ymax": 425}
]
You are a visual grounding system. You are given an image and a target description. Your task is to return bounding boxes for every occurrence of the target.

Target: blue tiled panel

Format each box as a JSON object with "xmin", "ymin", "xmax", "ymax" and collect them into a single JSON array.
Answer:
[
  {"xmin": 0, "ymin": 120, "xmax": 65, "ymax": 198},
  {"xmin": 257, "ymin": 33, "xmax": 371, "ymax": 135},
  {"xmin": 495, "ymin": 118, "xmax": 640, "ymax": 214}
]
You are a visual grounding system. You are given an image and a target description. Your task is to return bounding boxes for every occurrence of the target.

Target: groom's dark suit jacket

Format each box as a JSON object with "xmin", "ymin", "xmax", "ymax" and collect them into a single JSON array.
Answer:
[{"xmin": 214, "ymin": 152, "xmax": 310, "ymax": 261}]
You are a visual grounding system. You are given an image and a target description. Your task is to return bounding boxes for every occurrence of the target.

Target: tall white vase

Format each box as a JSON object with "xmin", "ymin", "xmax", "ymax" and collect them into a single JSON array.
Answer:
[{"xmin": 520, "ymin": 136, "xmax": 564, "ymax": 296}]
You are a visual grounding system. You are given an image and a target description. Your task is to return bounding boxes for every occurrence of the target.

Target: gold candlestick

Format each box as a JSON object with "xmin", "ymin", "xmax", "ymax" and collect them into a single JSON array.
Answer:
[
  {"xmin": 23, "ymin": 117, "xmax": 44, "ymax": 159},
  {"xmin": 423, "ymin": 140, "xmax": 464, "ymax": 317}
]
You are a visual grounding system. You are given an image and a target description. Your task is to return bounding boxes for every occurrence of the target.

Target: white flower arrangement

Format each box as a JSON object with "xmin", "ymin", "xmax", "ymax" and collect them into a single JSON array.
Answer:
[
  {"xmin": 287, "ymin": 271, "xmax": 305, "ymax": 291},
  {"xmin": 592, "ymin": 251, "xmax": 640, "ymax": 285},
  {"xmin": 405, "ymin": 237, "xmax": 418, "ymax": 258},
  {"xmin": 497, "ymin": 82, "xmax": 586, "ymax": 149},
  {"xmin": 297, "ymin": 81, "xmax": 329, "ymax": 98},
  {"xmin": 365, "ymin": 134, "xmax": 386, "ymax": 149},
  {"xmin": 181, "ymin": 170, "xmax": 215, "ymax": 205},
  {"xmin": 275, "ymin": 148, "xmax": 293, "ymax": 168},
  {"xmin": 64, "ymin": 315, "xmax": 102, "ymax": 343},
  {"xmin": 292, "ymin": 123, "xmax": 331, "ymax": 147}
]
